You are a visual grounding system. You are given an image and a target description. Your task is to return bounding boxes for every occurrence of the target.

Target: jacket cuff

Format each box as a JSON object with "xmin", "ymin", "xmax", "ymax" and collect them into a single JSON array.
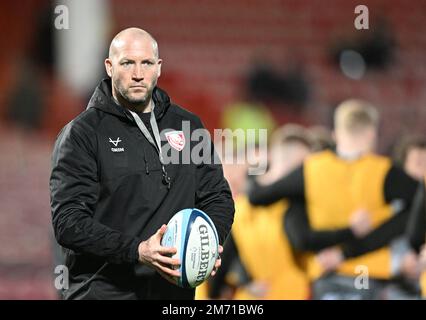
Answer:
[{"xmin": 128, "ymin": 238, "xmax": 141, "ymax": 264}]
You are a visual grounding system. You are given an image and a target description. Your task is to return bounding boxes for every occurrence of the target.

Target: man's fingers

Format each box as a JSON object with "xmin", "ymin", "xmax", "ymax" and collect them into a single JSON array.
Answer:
[
  {"xmin": 153, "ymin": 261, "xmax": 181, "ymax": 278},
  {"xmin": 211, "ymin": 265, "xmax": 219, "ymax": 277},
  {"xmin": 215, "ymin": 257, "xmax": 222, "ymax": 269},
  {"xmin": 156, "ymin": 254, "xmax": 181, "ymax": 267},
  {"xmin": 156, "ymin": 224, "xmax": 168, "ymax": 239},
  {"xmin": 209, "ymin": 245, "xmax": 223, "ymax": 277},
  {"xmin": 210, "ymin": 250, "xmax": 223, "ymax": 277},
  {"xmin": 215, "ymin": 245, "xmax": 223, "ymax": 267},
  {"xmin": 153, "ymin": 262, "xmax": 178, "ymax": 277},
  {"xmin": 158, "ymin": 245, "xmax": 177, "ymax": 256}
]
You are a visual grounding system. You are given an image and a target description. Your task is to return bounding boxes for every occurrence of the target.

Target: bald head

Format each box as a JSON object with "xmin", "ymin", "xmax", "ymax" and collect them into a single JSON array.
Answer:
[
  {"xmin": 108, "ymin": 27, "xmax": 159, "ymax": 60},
  {"xmin": 105, "ymin": 28, "xmax": 162, "ymax": 112}
]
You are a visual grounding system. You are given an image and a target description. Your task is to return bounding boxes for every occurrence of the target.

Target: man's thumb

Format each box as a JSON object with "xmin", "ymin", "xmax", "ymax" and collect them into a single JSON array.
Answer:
[{"xmin": 156, "ymin": 224, "xmax": 167, "ymax": 238}]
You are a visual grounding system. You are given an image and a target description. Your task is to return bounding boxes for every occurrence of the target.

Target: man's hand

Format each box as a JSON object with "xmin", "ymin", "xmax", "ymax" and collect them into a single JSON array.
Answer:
[
  {"xmin": 210, "ymin": 245, "xmax": 223, "ymax": 277},
  {"xmin": 316, "ymin": 247, "xmax": 344, "ymax": 272},
  {"xmin": 349, "ymin": 208, "xmax": 372, "ymax": 238},
  {"xmin": 138, "ymin": 224, "xmax": 181, "ymax": 284}
]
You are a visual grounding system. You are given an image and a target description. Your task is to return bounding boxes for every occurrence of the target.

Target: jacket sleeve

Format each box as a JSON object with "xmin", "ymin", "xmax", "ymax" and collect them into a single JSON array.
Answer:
[
  {"xmin": 406, "ymin": 181, "xmax": 426, "ymax": 253},
  {"xmin": 193, "ymin": 118, "xmax": 235, "ymax": 245},
  {"xmin": 341, "ymin": 165, "xmax": 419, "ymax": 258},
  {"xmin": 285, "ymin": 201, "xmax": 355, "ymax": 252},
  {"xmin": 342, "ymin": 209, "xmax": 411, "ymax": 258},
  {"xmin": 247, "ymin": 165, "xmax": 305, "ymax": 206},
  {"xmin": 50, "ymin": 121, "xmax": 140, "ymax": 265}
]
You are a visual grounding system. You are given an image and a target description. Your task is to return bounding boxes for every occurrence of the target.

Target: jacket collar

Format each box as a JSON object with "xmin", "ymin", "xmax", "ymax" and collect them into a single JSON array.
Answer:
[{"xmin": 86, "ymin": 78, "xmax": 171, "ymax": 121}]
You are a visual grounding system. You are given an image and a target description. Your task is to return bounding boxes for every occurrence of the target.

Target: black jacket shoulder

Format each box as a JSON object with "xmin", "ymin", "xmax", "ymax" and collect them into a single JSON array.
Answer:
[{"xmin": 168, "ymin": 104, "xmax": 203, "ymax": 126}]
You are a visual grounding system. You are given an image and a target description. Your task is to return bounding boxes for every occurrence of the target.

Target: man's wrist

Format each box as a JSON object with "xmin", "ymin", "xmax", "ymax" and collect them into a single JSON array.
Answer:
[{"xmin": 134, "ymin": 239, "xmax": 144, "ymax": 264}]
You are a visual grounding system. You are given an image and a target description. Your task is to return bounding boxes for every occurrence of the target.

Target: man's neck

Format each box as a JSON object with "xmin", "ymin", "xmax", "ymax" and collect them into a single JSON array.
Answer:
[
  {"xmin": 336, "ymin": 144, "xmax": 369, "ymax": 160},
  {"xmin": 113, "ymin": 92, "xmax": 153, "ymax": 113}
]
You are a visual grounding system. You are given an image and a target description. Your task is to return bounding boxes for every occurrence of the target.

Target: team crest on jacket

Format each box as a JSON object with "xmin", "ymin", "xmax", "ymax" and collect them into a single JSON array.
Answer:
[{"xmin": 165, "ymin": 131, "xmax": 185, "ymax": 151}]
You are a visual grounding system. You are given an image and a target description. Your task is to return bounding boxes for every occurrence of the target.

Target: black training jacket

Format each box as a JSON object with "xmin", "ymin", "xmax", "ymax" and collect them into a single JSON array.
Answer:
[{"xmin": 50, "ymin": 79, "xmax": 234, "ymax": 298}]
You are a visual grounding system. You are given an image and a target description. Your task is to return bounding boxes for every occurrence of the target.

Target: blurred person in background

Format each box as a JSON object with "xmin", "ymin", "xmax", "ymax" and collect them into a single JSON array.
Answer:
[
  {"xmin": 309, "ymin": 125, "xmax": 335, "ymax": 152},
  {"xmin": 393, "ymin": 135, "xmax": 426, "ymax": 181},
  {"xmin": 248, "ymin": 99, "xmax": 419, "ymax": 299},
  {"xmin": 382, "ymin": 134, "xmax": 426, "ymax": 299},
  {"xmin": 406, "ymin": 153, "xmax": 426, "ymax": 298},
  {"xmin": 49, "ymin": 27, "xmax": 234, "ymax": 300},
  {"xmin": 208, "ymin": 124, "xmax": 313, "ymax": 300},
  {"xmin": 221, "ymin": 101, "xmax": 276, "ymax": 152}
]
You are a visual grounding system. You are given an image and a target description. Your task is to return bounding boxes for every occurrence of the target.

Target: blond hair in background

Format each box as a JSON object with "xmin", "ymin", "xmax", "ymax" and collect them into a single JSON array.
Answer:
[{"xmin": 334, "ymin": 99, "xmax": 379, "ymax": 134}]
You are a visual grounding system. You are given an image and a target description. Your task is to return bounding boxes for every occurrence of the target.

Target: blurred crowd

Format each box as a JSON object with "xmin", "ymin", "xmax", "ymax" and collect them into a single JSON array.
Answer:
[{"xmin": 196, "ymin": 99, "xmax": 426, "ymax": 300}]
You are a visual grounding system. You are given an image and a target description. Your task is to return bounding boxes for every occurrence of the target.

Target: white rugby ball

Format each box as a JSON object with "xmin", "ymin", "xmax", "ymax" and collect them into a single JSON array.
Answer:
[{"xmin": 161, "ymin": 208, "xmax": 219, "ymax": 288}]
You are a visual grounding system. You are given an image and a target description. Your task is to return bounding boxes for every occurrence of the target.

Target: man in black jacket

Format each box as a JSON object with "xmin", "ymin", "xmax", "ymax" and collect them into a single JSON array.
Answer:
[{"xmin": 50, "ymin": 27, "xmax": 235, "ymax": 300}]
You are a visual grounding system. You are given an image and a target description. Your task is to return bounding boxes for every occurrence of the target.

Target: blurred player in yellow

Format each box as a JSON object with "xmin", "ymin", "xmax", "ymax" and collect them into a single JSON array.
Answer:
[
  {"xmin": 207, "ymin": 124, "xmax": 313, "ymax": 299},
  {"xmin": 249, "ymin": 100, "xmax": 419, "ymax": 299}
]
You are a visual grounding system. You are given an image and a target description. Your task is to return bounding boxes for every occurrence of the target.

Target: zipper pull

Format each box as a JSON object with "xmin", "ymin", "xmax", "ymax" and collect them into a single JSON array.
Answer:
[{"xmin": 162, "ymin": 165, "xmax": 171, "ymax": 189}]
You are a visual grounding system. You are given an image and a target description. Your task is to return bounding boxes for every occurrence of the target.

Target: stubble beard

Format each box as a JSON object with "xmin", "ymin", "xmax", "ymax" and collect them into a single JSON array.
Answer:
[{"xmin": 114, "ymin": 80, "xmax": 155, "ymax": 111}]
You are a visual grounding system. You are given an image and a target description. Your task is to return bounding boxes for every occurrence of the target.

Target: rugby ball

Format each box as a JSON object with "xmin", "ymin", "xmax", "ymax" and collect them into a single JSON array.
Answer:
[{"xmin": 161, "ymin": 208, "xmax": 219, "ymax": 288}]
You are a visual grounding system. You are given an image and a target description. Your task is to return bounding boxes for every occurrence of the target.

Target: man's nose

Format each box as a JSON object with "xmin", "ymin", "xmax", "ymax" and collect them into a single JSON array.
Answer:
[{"xmin": 132, "ymin": 65, "xmax": 144, "ymax": 80}]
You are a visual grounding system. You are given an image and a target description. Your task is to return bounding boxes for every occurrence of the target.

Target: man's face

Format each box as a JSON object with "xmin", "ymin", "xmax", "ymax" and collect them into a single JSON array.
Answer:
[
  {"xmin": 334, "ymin": 126, "xmax": 377, "ymax": 153},
  {"xmin": 404, "ymin": 147, "xmax": 426, "ymax": 181},
  {"xmin": 105, "ymin": 37, "xmax": 162, "ymax": 107}
]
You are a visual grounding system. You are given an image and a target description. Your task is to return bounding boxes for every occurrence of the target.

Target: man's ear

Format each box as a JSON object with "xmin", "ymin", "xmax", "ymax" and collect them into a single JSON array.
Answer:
[
  {"xmin": 105, "ymin": 58, "xmax": 113, "ymax": 77},
  {"xmin": 157, "ymin": 59, "xmax": 163, "ymax": 78}
]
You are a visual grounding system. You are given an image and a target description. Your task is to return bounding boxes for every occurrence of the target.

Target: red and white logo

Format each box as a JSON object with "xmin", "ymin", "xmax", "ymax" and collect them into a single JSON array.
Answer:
[{"xmin": 165, "ymin": 131, "xmax": 185, "ymax": 151}]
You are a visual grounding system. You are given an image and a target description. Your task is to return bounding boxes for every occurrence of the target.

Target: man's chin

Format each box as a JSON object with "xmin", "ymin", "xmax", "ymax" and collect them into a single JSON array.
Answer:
[
  {"xmin": 126, "ymin": 94, "xmax": 149, "ymax": 105},
  {"xmin": 129, "ymin": 98, "xmax": 148, "ymax": 105},
  {"xmin": 119, "ymin": 88, "xmax": 152, "ymax": 106}
]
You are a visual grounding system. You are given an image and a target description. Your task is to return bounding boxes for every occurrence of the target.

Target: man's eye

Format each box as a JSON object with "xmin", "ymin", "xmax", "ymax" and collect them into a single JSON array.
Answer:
[
  {"xmin": 143, "ymin": 61, "xmax": 153, "ymax": 66},
  {"xmin": 122, "ymin": 61, "xmax": 131, "ymax": 66}
]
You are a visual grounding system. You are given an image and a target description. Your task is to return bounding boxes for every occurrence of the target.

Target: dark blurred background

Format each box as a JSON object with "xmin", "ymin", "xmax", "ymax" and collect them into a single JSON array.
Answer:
[{"xmin": 0, "ymin": 0, "xmax": 425, "ymax": 299}]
